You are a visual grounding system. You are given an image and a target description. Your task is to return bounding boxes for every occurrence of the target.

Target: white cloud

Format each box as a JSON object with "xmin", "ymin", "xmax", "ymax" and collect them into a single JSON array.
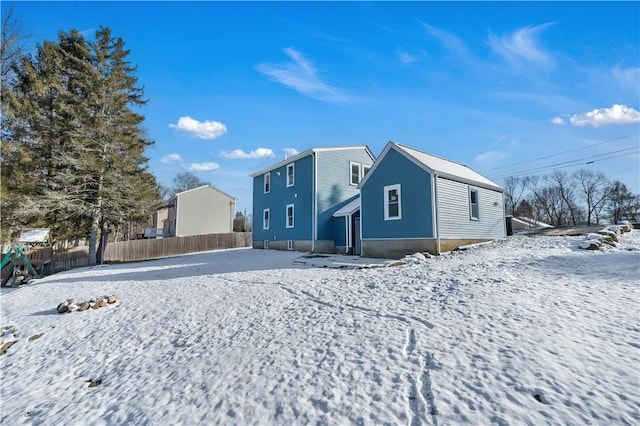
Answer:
[
  {"xmin": 488, "ymin": 23, "xmax": 555, "ymax": 67},
  {"xmin": 421, "ymin": 22, "xmax": 469, "ymax": 57},
  {"xmin": 569, "ymin": 104, "xmax": 640, "ymax": 127},
  {"xmin": 612, "ymin": 65, "xmax": 640, "ymax": 93},
  {"xmin": 283, "ymin": 147, "xmax": 299, "ymax": 157},
  {"xmin": 169, "ymin": 116, "xmax": 227, "ymax": 140},
  {"xmin": 220, "ymin": 148, "xmax": 275, "ymax": 160},
  {"xmin": 397, "ymin": 50, "xmax": 420, "ymax": 64},
  {"xmin": 551, "ymin": 117, "xmax": 566, "ymax": 125},
  {"xmin": 475, "ymin": 150, "xmax": 510, "ymax": 165},
  {"xmin": 256, "ymin": 48, "xmax": 352, "ymax": 104},
  {"xmin": 160, "ymin": 153, "xmax": 183, "ymax": 164},
  {"xmin": 188, "ymin": 162, "xmax": 220, "ymax": 172}
]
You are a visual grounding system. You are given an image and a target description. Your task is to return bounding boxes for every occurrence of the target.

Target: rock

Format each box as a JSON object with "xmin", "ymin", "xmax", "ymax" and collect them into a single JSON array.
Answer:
[
  {"xmin": 598, "ymin": 229, "xmax": 618, "ymax": 242},
  {"xmin": 617, "ymin": 221, "xmax": 632, "ymax": 232},
  {"xmin": 57, "ymin": 303, "xmax": 69, "ymax": 314},
  {"xmin": 87, "ymin": 379, "xmax": 102, "ymax": 388},
  {"xmin": 28, "ymin": 333, "xmax": 43, "ymax": 342},
  {"xmin": 107, "ymin": 295, "xmax": 117, "ymax": 304},
  {"xmin": 579, "ymin": 240, "xmax": 601, "ymax": 250},
  {"xmin": 0, "ymin": 340, "xmax": 16, "ymax": 355},
  {"xmin": 0, "ymin": 337, "xmax": 3, "ymax": 345},
  {"xmin": 79, "ymin": 302, "xmax": 90, "ymax": 311},
  {"xmin": 386, "ymin": 260, "xmax": 407, "ymax": 267}
]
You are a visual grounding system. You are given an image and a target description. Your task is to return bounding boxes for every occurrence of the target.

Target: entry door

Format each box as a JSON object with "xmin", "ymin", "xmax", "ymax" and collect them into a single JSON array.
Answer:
[{"xmin": 354, "ymin": 217, "xmax": 361, "ymax": 255}]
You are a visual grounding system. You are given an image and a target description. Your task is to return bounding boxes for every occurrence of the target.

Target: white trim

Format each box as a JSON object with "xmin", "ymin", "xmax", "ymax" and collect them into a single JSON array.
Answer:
[
  {"xmin": 286, "ymin": 203, "xmax": 295, "ymax": 228},
  {"xmin": 384, "ymin": 184, "xmax": 402, "ymax": 221},
  {"xmin": 345, "ymin": 214, "xmax": 350, "ymax": 253},
  {"xmin": 262, "ymin": 208, "xmax": 270, "ymax": 230},
  {"xmin": 349, "ymin": 161, "xmax": 361, "ymax": 186},
  {"xmin": 360, "ymin": 237, "xmax": 436, "ymax": 241},
  {"xmin": 286, "ymin": 163, "xmax": 295, "ymax": 187},
  {"xmin": 263, "ymin": 240, "xmax": 269, "ymax": 249},
  {"xmin": 362, "ymin": 164, "xmax": 371, "ymax": 179},
  {"xmin": 287, "ymin": 240, "xmax": 294, "ymax": 250},
  {"xmin": 264, "ymin": 172, "xmax": 271, "ymax": 194},
  {"xmin": 469, "ymin": 187, "xmax": 480, "ymax": 220},
  {"xmin": 434, "ymin": 174, "xmax": 441, "ymax": 255},
  {"xmin": 312, "ymin": 153, "xmax": 317, "ymax": 251}
]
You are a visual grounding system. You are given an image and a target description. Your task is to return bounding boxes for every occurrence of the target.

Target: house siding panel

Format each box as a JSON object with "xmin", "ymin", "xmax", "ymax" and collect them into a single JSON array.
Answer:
[
  {"xmin": 361, "ymin": 148, "xmax": 434, "ymax": 239},
  {"xmin": 252, "ymin": 155, "xmax": 314, "ymax": 242},
  {"xmin": 436, "ymin": 177, "xmax": 505, "ymax": 240},
  {"xmin": 174, "ymin": 187, "xmax": 235, "ymax": 237},
  {"xmin": 316, "ymin": 149, "xmax": 373, "ymax": 241}
]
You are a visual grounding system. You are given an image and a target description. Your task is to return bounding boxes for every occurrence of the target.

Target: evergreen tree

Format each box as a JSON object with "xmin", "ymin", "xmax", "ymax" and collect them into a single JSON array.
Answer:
[
  {"xmin": 606, "ymin": 181, "xmax": 639, "ymax": 223},
  {"xmin": 2, "ymin": 28, "xmax": 161, "ymax": 263}
]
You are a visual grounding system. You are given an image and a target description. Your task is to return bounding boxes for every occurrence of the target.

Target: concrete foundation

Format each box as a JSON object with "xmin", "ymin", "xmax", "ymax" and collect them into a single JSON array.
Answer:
[{"xmin": 362, "ymin": 238, "xmax": 492, "ymax": 259}]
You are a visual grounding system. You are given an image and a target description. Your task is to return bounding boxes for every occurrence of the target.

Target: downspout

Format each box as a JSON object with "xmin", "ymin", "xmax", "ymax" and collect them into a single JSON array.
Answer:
[
  {"xmin": 346, "ymin": 214, "xmax": 350, "ymax": 254},
  {"xmin": 432, "ymin": 173, "xmax": 441, "ymax": 255},
  {"xmin": 312, "ymin": 152, "xmax": 317, "ymax": 252}
]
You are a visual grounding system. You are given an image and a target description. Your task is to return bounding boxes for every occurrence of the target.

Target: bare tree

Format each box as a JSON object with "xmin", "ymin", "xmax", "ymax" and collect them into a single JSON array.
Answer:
[
  {"xmin": 503, "ymin": 176, "xmax": 528, "ymax": 216},
  {"xmin": 573, "ymin": 169, "xmax": 609, "ymax": 225},
  {"xmin": 545, "ymin": 171, "xmax": 580, "ymax": 225}
]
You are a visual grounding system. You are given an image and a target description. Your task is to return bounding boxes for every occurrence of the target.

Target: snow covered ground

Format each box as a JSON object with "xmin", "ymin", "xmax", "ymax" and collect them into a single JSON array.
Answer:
[{"xmin": 1, "ymin": 231, "xmax": 639, "ymax": 425}]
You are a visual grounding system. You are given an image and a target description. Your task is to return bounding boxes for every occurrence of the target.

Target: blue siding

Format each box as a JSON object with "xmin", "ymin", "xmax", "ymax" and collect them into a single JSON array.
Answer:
[
  {"xmin": 333, "ymin": 216, "xmax": 347, "ymax": 247},
  {"xmin": 361, "ymin": 147, "xmax": 434, "ymax": 239},
  {"xmin": 316, "ymin": 149, "xmax": 373, "ymax": 240},
  {"xmin": 253, "ymin": 155, "xmax": 314, "ymax": 241}
]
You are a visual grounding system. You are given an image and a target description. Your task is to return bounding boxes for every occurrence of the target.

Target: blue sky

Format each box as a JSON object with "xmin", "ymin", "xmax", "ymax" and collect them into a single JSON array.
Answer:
[{"xmin": 4, "ymin": 1, "xmax": 639, "ymax": 213}]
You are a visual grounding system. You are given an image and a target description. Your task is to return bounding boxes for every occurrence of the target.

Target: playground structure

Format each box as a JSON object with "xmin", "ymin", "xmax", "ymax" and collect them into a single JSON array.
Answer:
[{"xmin": 1, "ymin": 229, "xmax": 54, "ymax": 287}]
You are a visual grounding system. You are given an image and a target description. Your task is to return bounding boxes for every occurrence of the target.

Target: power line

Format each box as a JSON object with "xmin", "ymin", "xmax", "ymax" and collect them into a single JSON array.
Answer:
[
  {"xmin": 491, "ymin": 146, "xmax": 639, "ymax": 180},
  {"xmin": 479, "ymin": 131, "xmax": 640, "ymax": 175}
]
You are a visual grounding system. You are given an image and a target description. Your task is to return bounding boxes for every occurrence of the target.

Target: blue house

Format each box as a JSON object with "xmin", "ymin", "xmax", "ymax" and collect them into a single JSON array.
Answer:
[
  {"xmin": 250, "ymin": 146, "xmax": 375, "ymax": 252},
  {"xmin": 359, "ymin": 141, "xmax": 505, "ymax": 258}
]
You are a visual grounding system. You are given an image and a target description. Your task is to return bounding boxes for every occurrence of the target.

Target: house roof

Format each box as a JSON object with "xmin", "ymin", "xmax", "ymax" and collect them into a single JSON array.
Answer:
[
  {"xmin": 359, "ymin": 141, "xmax": 503, "ymax": 192},
  {"xmin": 18, "ymin": 228, "xmax": 51, "ymax": 243},
  {"xmin": 168, "ymin": 185, "xmax": 236, "ymax": 203},
  {"xmin": 249, "ymin": 145, "xmax": 375, "ymax": 178},
  {"xmin": 332, "ymin": 197, "xmax": 360, "ymax": 217}
]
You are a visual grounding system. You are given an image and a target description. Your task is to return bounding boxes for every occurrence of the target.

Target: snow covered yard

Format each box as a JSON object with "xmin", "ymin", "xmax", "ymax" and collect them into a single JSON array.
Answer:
[{"xmin": 1, "ymin": 232, "xmax": 639, "ymax": 425}]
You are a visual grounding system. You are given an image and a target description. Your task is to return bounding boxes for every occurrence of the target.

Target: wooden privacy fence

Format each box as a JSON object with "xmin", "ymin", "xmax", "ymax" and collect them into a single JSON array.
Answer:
[
  {"xmin": 53, "ymin": 246, "xmax": 90, "ymax": 272},
  {"xmin": 103, "ymin": 232, "xmax": 252, "ymax": 263}
]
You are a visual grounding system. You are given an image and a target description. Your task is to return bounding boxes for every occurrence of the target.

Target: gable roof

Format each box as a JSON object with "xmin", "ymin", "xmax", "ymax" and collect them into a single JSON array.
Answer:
[
  {"xmin": 332, "ymin": 196, "xmax": 360, "ymax": 217},
  {"xmin": 249, "ymin": 145, "xmax": 375, "ymax": 178},
  {"xmin": 169, "ymin": 185, "xmax": 236, "ymax": 203},
  {"xmin": 360, "ymin": 141, "xmax": 503, "ymax": 192}
]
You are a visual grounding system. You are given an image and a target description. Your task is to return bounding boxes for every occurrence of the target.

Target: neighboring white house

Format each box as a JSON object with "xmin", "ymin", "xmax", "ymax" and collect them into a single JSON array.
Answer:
[{"xmin": 164, "ymin": 185, "xmax": 236, "ymax": 237}]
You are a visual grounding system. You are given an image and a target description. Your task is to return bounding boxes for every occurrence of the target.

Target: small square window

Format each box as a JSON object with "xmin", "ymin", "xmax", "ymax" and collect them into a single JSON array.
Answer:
[
  {"xmin": 264, "ymin": 172, "xmax": 271, "ymax": 193},
  {"xmin": 469, "ymin": 189, "xmax": 479, "ymax": 220},
  {"xmin": 286, "ymin": 204, "xmax": 295, "ymax": 228},
  {"xmin": 286, "ymin": 163, "xmax": 295, "ymax": 187}
]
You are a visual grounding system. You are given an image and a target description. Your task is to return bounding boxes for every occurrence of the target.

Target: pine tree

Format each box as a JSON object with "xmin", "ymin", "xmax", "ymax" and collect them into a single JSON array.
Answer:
[{"xmin": 3, "ymin": 28, "xmax": 162, "ymax": 263}]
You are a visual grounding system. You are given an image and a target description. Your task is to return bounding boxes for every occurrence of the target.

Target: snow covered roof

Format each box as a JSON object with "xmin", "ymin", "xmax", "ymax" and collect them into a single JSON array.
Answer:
[
  {"xmin": 360, "ymin": 142, "xmax": 503, "ymax": 192},
  {"xmin": 249, "ymin": 146, "xmax": 375, "ymax": 178},
  {"xmin": 512, "ymin": 217, "xmax": 553, "ymax": 229},
  {"xmin": 332, "ymin": 197, "xmax": 360, "ymax": 217},
  {"xmin": 18, "ymin": 228, "xmax": 51, "ymax": 243}
]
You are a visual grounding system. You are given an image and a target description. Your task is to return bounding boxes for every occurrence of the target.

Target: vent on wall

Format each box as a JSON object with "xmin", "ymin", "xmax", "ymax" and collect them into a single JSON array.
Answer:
[
  {"xmin": 263, "ymin": 240, "xmax": 269, "ymax": 249},
  {"xmin": 287, "ymin": 240, "xmax": 294, "ymax": 251}
]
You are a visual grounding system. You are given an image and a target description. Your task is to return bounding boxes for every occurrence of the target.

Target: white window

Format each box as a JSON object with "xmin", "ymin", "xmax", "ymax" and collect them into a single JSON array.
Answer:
[
  {"xmin": 350, "ymin": 162, "xmax": 361, "ymax": 186},
  {"xmin": 384, "ymin": 184, "xmax": 402, "ymax": 220},
  {"xmin": 263, "ymin": 208, "xmax": 270, "ymax": 230},
  {"xmin": 264, "ymin": 172, "xmax": 271, "ymax": 193},
  {"xmin": 263, "ymin": 240, "xmax": 269, "ymax": 249},
  {"xmin": 286, "ymin": 163, "xmax": 295, "ymax": 187},
  {"xmin": 469, "ymin": 188, "xmax": 479, "ymax": 220},
  {"xmin": 286, "ymin": 204, "xmax": 295, "ymax": 228},
  {"xmin": 287, "ymin": 240, "xmax": 294, "ymax": 250},
  {"xmin": 362, "ymin": 164, "xmax": 371, "ymax": 178}
]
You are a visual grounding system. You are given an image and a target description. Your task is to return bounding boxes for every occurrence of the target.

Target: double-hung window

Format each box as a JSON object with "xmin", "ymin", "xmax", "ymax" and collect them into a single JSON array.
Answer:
[
  {"xmin": 286, "ymin": 163, "xmax": 295, "ymax": 187},
  {"xmin": 264, "ymin": 172, "xmax": 271, "ymax": 193},
  {"xmin": 350, "ymin": 162, "xmax": 361, "ymax": 186},
  {"xmin": 384, "ymin": 184, "xmax": 401, "ymax": 220},
  {"xmin": 469, "ymin": 188, "xmax": 479, "ymax": 220},
  {"xmin": 286, "ymin": 204, "xmax": 295, "ymax": 228},
  {"xmin": 263, "ymin": 208, "xmax": 270, "ymax": 230}
]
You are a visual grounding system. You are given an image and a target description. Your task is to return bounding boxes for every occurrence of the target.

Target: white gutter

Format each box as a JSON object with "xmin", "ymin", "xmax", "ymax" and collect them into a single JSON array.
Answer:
[
  {"xmin": 312, "ymin": 152, "xmax": 317, "ymax": 252},
  {"xmin": 433, "ymin": 174, "xmax": 441, "ymax": 255},
  {"xmin": 346, "ymin": 214, "xmax": 351, "ymax": 254}
]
